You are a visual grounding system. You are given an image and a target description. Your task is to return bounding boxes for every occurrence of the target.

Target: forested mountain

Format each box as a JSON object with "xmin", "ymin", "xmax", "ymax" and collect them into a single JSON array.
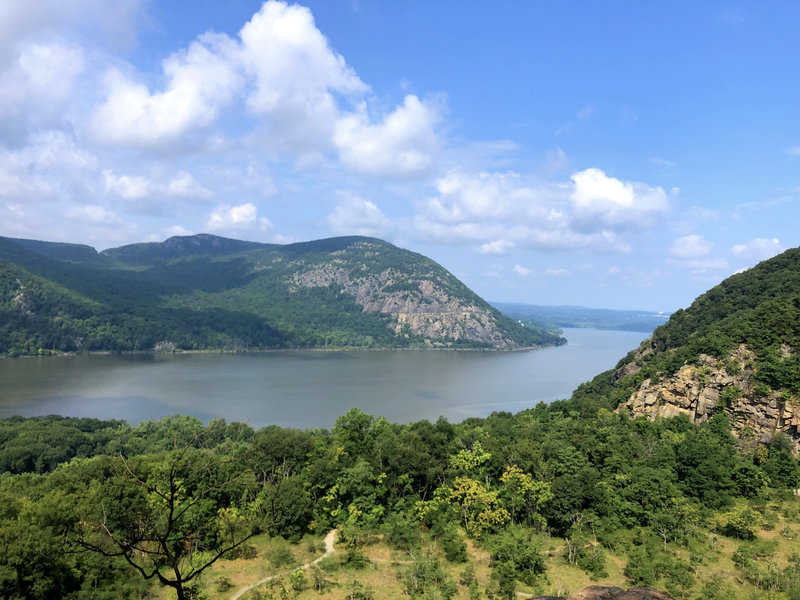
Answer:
[
  {"xmin": 0, "ymin": 234, "xmax": 563, "ymax": 355},
  {"xmin": 569, "ymin": 247, "xmax": 800, "ymax": 449},
  {"xmin": 3, "ymin": 248, "xmax": 800, "ymax": 598}
]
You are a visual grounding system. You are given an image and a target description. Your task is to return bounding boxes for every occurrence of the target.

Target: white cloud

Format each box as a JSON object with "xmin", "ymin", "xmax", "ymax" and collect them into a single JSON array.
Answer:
[
  {"xmin": 163, "ymin": 225, "xmax": 192, "ymax": 237},
  {"xmin": 166, "ymin": 172, "xmax": 212, "ymax": 199},
  {"xmin": 103, "ymin": 170, "xmax": 151, "ymax": 199},
  {"xmin": 0, "ymin": 40, "xmax": 86, "ymax": 142},
  {"xmin": 326, "ymin": 195, "xmax": 393, "ymax": 237},
  {"xmin": 206, "ymin": 202, "xmax": 272, "ymax": 232},
  {"xmin": 0, "ymin": 0, "xmax": 144, "ymax": 67},
  {"xmin": 0, "ymin": 130, "xmax": 96, "ymax": 202},
  {"xmin": 90, "ymin": 32, "xmax": 243, "ymax": 147},
  {"xmin": 241, "ymin": 0, "xmax": 366, "ymax": 153},
  {"xmin": 66, "ymin": 204, "xmax": 122, "ymax": 225},
  {"xmin": 670, "ymin": 234, "xmax": 713, "ymax": 259},
  {"xmin": 334, "ymin": 94, "xmax": 442, "ymax": 177},
  {"xmin": 103, "ymin": 170, "xmax": 212, "ymax": 200},
  {"xmin": 415, "ymin": 168, "xmax": 668, "ymax": 253},
  {"xmin": 476, "ymin": 239, "xmax": 514, "ymax": 255},
  {"xmin": 576, "ymin": 105, "xmax": 594, "ymax": 119},
  {"xmin": 785, "ymin": 146, "xmax": 800, "ymax": 156},
  {"xmin": 513, "ymin": 264, "xmax": 531, "ymax": 277},
  {"xmin": 570, "ymin": 168, "xmax": 669, "ymax": 229},
  {"xmin": 546, "ymin": 268, "xmax": 569, "ymax": 277},
  {"xmin": 730, "ymin": 238, "xmax": 784, "ymax": 261}
]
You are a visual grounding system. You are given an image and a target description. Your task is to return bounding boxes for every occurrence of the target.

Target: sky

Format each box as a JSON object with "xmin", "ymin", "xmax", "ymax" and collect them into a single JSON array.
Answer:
[{"xmin": 1, "ymin": 1, "xmax": 799, "ymax": 312}]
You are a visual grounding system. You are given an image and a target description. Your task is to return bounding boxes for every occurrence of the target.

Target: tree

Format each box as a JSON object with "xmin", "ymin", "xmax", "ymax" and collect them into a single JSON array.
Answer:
[{"xmin": 77, "ymin": 436, "xmax": 256, "ymax": 600}]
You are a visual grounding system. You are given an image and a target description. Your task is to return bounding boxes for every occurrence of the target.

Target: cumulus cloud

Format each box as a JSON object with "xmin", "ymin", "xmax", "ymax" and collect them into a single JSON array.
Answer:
[
  {"xmin": 81, "ymin": 0, "xmax": 444, "ymax": 176},
  {"xmin": 0, "ymin": 40, "xmax": 86, "ymax": 143},
  {"xmin": 326, "ymin": 195, "xmax": 393, "ymax": 237},
  {"xmin": 103, "ymin": 170, "xmax": 212, "ymax": 201},
  {"xmin": 570, "ymin": 168, "xmax": 668, "ymax": 230},
  {"xmin": 731, "ymin": 238, "xmax": 784, "ymax": 261},
  {"xmin": 207, "ymin": 202, "xmax": 272, "ymax": 232},
  {"xmin": 415, "ymin": 168, "xmax": 668, "ymax": 253},
  {"xmin": 334, "ymin": 95, "xmax": 442, "ymax": 177},
  {"xmin": 669, "ymin": 234, "xmax": 713, "ymax": 259},
  {"xmin": 91, "ymin": 32, "xmax": 243, "ymax": 147},
  {"xmin": 240, "ymin": 1, "xmax": 367, "ymax": 152}
]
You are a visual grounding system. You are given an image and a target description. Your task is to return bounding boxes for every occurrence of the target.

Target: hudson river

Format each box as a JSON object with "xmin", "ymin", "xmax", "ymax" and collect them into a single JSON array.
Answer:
[{"xmin": 0, "ymin": 328, "xmax": 647, "ymax": 428}]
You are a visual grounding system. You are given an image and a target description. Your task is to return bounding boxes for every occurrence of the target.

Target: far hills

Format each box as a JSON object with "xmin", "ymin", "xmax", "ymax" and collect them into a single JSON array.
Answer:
[
  {"xmin": 493, "ymin": 302, "xmax": 670, "ymax": 333},
  {"xmin": 568, "ymin": 246, "xmax": 800, "ymax": 450},
  {"xmin": 0, "ymin": 234, "xmax": 563, "ymax": 356}
]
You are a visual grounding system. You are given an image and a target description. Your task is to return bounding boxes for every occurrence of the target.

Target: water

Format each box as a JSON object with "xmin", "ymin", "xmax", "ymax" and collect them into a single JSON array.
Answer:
[{"xmin": 0, "ymin": 328, "xmax": 647, "ymax": 429}]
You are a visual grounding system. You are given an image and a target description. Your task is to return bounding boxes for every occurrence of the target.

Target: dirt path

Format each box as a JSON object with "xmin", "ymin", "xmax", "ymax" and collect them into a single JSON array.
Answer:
[{"xmin": 229, "ymin": 529, "xmax": 337, "ymax": 600}]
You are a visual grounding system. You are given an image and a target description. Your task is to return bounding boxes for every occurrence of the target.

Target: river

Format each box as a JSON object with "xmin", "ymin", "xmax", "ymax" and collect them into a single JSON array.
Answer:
[{"xmin": 0, "ymin": 328, "xmax": 647, "ymax": 429}]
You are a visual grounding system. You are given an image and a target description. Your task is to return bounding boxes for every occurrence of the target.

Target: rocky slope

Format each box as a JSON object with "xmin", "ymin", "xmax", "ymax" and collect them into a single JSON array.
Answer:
[
  {"xmin": 0, "ymin": 234, "xmax": 562, "ymax": 355},
  {"xmin": 599, "ymin": 247, "xmax": 800, "ymax": 450},
  {"xmin": 622, "ymin": 344, "xmax": 800, "ymax": 448}
]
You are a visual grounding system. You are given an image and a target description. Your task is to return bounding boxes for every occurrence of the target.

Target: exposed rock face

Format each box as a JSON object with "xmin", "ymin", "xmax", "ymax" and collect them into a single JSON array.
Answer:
[
  {"xmin": 290, "ymin": 259, "xmax": 518, "ymax": 349},
  {"xmin": 620, "ymin": 344, "xmax": 800, "ymax": 451},
  {"xmin": 533, "ymin": 586, "xmax": 675, "ymax": 600}
]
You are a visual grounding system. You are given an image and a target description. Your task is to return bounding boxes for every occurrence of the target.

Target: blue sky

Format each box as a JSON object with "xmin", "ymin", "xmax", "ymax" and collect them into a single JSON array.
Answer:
[{"xmin": 1, "ymin": 1, "xmax": 799, "ymax": 311}]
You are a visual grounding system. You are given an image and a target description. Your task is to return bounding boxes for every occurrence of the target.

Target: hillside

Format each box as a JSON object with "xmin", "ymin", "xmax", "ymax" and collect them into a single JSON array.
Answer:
[
  {"xmin": 0, "ymin": 234, "xmax": 563, "ymax": 355},
  {"xmin": 568, "ymin": 247, "xmax": 800, "ymax": 449}
]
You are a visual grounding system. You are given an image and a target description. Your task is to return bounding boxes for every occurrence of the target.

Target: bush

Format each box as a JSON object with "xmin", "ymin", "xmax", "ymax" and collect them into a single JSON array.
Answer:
[
  {"xmin": 269, "ymin": 543, "xmax": 295, "ymax": 568},
  {"xmin": 710, "ymin": 506, "xmax": 759, "ymax": 540},
  {"xmin": 289, "ymin": 570, "xmax": 307, "ymax": 592},
  {"xmin": 214, "ymin": 576, "xmax": 234, "ymax": 592}
]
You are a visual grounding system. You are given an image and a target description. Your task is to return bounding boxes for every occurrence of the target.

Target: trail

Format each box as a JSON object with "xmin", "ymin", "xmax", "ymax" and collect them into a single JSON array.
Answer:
[{"xmin": 229, "ymin": 529, "xmax": 336, "ymax": 600}]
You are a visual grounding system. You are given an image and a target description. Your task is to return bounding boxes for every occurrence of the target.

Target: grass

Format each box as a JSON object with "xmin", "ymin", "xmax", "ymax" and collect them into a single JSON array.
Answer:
[{"xmin": 147, "ymin": 496, "xmax": 800, "ymax": 600}]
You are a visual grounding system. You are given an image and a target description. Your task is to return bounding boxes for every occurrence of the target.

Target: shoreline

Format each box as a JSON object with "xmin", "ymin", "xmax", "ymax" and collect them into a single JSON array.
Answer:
[{"xmin": 0, "ymin": 342, "xmax": 556, "ymax": 360}]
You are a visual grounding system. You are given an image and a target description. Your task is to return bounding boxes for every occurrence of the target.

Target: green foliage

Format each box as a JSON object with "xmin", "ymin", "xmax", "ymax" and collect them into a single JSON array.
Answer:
[
  {"xmin": 1, "ymin": 234, "xmax": 557, "ymax": 355},
  {"xmin": 404, "ymin": 554, "xmax": 457, "ymax": 599},
  {"xmin": 710, "ymin": 505, "xmax": 759, "ymax": 540},
  {"xmin": 269, "ymin": 543, "xmax": 295, "ymax": 568},
  {"xmin": 602, "ymin": 247, "xmax": 800, "ymax": 408},
  {"xmin": 487, "ymin": 526, "xmax": 546, "ymax": 586}
]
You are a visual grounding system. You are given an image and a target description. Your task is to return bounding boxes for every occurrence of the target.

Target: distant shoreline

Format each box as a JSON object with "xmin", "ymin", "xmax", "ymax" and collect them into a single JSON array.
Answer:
[{"xmin": 0, "ymin": 343, "xmax": 557, "ymax": 360}]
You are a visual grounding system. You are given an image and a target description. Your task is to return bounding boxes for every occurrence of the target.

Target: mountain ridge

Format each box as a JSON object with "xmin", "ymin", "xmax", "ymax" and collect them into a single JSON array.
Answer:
[{"xmin": 0, "ymin": 233, "xmax": 563, "ymax": 356}]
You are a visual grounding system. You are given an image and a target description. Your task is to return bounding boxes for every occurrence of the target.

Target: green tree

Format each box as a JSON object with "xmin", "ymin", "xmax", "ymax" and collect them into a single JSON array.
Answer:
[{"xmin": 77, "ymin": 438, "xmax": 256, "ymax": 600}]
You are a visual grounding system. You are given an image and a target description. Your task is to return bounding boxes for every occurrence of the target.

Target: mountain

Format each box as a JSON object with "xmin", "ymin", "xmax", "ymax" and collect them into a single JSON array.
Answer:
[
  {"xmin": 0, "ymin": 234, "xmax": 563, "ymax": 356},
  {"xmin": 569, "ymin": 247, "xmax": 800, "ymax": 449}
]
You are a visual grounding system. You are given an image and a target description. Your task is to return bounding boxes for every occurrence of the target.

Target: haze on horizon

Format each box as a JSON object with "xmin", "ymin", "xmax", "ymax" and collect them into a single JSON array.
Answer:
[{"xmin": 1, "ymin": 0, "xmax": 798, "ymax": 312}]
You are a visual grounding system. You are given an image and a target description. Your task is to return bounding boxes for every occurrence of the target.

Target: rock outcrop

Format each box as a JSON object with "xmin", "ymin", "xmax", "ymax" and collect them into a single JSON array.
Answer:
[
  {"xmin": 620, "ymin": 344, "xmax": 800, "ymax": 450},
  {"xmin": 532, "ymin": 586, "xmax": 675, "ymax": 600},
  {"xmin": 290, "ymin": 252, "xmax": 523, "ymax": 349}
]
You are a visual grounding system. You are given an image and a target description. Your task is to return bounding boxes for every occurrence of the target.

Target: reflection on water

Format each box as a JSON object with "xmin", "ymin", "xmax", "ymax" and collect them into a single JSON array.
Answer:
[{"xmin": 0, "ymin": 328, "xmax": 647, "ymax": 429}]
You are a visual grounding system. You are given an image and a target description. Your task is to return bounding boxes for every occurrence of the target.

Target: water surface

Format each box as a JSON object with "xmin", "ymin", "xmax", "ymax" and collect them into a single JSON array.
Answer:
[{"xmin": 0, "ymin": 328, "xmax": 646, "ymax": 429}]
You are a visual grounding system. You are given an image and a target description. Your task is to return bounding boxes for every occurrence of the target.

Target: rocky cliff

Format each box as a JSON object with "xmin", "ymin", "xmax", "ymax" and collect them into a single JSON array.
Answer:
[
  {"xmin": 620, "ymin": 344, "xmax": 800, "ymax": 450},
  {"xmin": 290, "ymin": 252, "xmax": 518, "ymax": 348},
  {"xmin": 567, "ymin": 246, "xmax": 800, "ymax": 451}
]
